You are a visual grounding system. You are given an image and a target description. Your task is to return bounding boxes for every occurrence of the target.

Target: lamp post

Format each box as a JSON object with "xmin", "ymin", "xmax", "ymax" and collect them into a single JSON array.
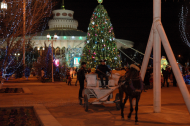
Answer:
[
  {"xmin": 47, "ymin": 33, "xmax": 57, "ymax": 82},
  {"xmin": 0, "ymin": 0, "xmax": 7, "ymax": 18},
  {"xmin": 14, "ymin": 53, "xmax": 20, "ymax": 61},
  {"xmin": 23, "ymin": 0, "xmax": 26, "ymax": 68}
]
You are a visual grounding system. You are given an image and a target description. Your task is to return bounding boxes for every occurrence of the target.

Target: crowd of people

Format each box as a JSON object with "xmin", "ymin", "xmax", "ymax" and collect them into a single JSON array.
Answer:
[
  {"xmin": 143, "ymin": 65, "xmax": 178, "ymax": 89},
  {"xmin": 65, "ymin": 67, "xmax": 78, "ymax": 86}
]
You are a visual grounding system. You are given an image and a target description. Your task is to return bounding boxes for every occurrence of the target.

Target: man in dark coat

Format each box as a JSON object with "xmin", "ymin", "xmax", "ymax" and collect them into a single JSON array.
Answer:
[
  {"xmin": 144, "ymin": 68, "xmax": 150, "ymax": 89},
  {"xmin": 171, "ymin": 69, "xmax": 177, "ymax": 87},
  {"xmin": 162, "ymin": 67, "xmax": 169, "ymax": 87},
  {"xmin": 78, "ymin": 62, "xmax": 86, "ymax": 101},
  {"xmin": 96, "ymin": 60, "xmax": 111, "ymax": 88}
]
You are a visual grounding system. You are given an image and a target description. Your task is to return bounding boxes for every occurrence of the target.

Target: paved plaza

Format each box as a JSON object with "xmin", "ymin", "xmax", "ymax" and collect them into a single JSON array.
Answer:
[{"xmin": 0, "ymin": 76, "xmax": 190, "ymax": 126}]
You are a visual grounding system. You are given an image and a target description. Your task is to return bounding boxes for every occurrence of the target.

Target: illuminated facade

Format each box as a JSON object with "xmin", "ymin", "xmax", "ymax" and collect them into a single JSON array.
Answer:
[{"xmin": 31, "ymin": 9, "xmax": 86, "ymax": 67}]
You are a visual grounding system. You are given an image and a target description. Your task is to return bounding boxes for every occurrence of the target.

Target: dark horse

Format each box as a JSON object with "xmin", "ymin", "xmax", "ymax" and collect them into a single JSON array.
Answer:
[{"xmin": 118, "ymin": 64, "xmax": 143, "ymax": 123}]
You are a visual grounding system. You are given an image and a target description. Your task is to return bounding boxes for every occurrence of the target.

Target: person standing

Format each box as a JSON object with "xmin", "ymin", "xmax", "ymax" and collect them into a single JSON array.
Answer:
[
  {"xmin": 41, "ymin": 68, "xmax": 45, "ymax": 83},
  {"xmin": 70, "ymin": 68, "xmax": 73, "ymax": 78},
  {"xmin": 75, "ymin": 67, "xmax": 78, "ymax": 75},
  {"xmin": 144, "ymin": 68, "xmax": 150, "ymax": 89},
  {"xmin": 75, "ymin": 70, "xmax": 79, "ymax": 86},
  {"xmin": 171, "ymin": 69, "xmax": 177, "ymax": 87},
  {"xmin": 66, "ymin": 69, "xmax": 70, "ymax": 84},
  {"xmin": 162, "ymin": 67, "xmax": 169, "ymax": 87},
  {"xmin": 96, "ymin": 60, "xmax": 111, "ymax": 88},
  {"xmin": 68, "ymin": 76, "xmax": 71, "ymax": 85},
  {"xmin": 78, "ymin": 62, "xmax": 86, "ymax": 103}
]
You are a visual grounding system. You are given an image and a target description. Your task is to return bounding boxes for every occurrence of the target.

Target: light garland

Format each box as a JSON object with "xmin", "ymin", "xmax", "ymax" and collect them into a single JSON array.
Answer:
[
  {"xmin": 0, "ymin": 0, "xmax": 55, "ymax": 79},
  {"xmin": 179, "ymin": 5, "xmax": 190, "ymax": 47}
]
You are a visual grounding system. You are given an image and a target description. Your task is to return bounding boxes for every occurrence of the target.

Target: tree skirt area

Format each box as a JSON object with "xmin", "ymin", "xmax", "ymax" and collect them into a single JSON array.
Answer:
[
  {"xmin": 0, "ymin": 107, "xmax": 41, "ymax": 126},
  {"xmin": 0, "ymin": 88, "xmax": 24, "ymax": 93}
]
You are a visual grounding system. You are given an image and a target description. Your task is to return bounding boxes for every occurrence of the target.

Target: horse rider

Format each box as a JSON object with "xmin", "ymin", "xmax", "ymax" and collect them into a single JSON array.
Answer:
[{"xmin": 96, "ymin": 60, "xmax": 111, "ymax": 88}]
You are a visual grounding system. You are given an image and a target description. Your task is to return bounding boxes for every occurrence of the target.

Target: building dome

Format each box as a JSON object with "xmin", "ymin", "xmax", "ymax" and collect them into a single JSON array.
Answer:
[{"xmin": 48, "ymin": 9, "xmax": 78, "ymax": 29}]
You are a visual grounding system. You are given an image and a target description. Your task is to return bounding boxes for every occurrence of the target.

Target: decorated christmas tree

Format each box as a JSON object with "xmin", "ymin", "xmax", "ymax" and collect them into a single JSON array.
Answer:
[{"xmin": 81, "ymin": 0, "xmax": 121, "ymax": 68}]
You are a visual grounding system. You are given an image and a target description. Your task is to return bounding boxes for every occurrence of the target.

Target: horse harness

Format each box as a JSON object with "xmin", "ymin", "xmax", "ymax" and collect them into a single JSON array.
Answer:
[{"xmin": 119, "ymin": 76, "xmax": 143, "ymax": 93}]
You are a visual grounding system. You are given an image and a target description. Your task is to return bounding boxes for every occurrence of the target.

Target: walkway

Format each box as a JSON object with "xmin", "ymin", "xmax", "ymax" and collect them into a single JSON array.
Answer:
[{"xmin": 0, "ymin": 76, "xmax": 190, "ymax": 126}]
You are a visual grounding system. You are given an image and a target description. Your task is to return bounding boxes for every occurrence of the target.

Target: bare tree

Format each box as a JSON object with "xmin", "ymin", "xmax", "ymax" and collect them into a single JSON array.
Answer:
[{"xmin": 0, "ymin": 0, "xmax": 56, "ymax": 83}]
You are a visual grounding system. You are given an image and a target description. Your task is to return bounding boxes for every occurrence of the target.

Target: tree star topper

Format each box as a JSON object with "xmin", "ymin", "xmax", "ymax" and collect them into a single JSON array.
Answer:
[{"xmin": 97, "ymin": 0, "xmax": 103, "ymax": 4}]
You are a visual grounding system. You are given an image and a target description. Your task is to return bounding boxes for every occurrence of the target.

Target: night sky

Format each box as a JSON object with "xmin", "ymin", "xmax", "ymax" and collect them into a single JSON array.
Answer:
[{"xmin": 55, "ymin": 0, "xmax": 190, "ymax": 65}]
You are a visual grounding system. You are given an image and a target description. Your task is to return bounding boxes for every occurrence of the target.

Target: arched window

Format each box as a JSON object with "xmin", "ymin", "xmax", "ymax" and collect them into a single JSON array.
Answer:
[
  {"xmin": 61, "ymin": 47, "xmax": 65, "ymax": 54},
  {"xmin": 55, "ymin": 47, "xmax": 60, "ymax": 55}
]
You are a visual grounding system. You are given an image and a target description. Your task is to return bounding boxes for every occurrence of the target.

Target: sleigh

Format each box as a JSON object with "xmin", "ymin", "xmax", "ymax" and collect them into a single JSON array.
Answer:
[{"xmin": 82, "ymin": 73, "xmax": 121, "ymax": 112}]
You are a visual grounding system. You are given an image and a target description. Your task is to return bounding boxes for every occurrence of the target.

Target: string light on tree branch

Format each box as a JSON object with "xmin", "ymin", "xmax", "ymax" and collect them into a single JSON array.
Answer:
[{"xmin": 179, "ymin": 6, "xmax": 190, "ymax": 47}]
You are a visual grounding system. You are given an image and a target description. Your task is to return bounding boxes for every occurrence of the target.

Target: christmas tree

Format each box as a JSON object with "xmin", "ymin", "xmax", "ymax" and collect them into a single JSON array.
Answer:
[{"xmin": 81, "ymin": 1, "xmax": 121, "ymax": 68}]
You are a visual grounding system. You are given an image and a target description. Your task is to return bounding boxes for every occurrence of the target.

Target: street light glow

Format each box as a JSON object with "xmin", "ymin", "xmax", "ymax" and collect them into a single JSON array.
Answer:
[
  {"xmin": 54, "ymin": 33, "xmax": 58, "ymax": 39},
  {"xmin": 1, "ymin": 0, "xmax": 7, "ymax": 10},
  {"xmin": 47, "ymin": 33, "xmax": 50, "ymax": 39}
]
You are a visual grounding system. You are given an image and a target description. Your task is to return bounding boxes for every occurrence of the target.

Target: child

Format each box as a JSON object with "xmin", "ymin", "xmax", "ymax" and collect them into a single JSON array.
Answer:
[{"xmin": 68, "ymin": 76, "xmax": 71, "ymax": 85}]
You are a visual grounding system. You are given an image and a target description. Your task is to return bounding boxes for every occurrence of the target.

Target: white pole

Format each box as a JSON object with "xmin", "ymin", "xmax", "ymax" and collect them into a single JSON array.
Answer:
[
  {"xmin": 156, "ymin": 21, "xmax": 190, "ymax": 113},
  {"xmin": 140, "ymin": 25, "xmax": 153, "ymax": 81},
  {"xmin": 52, "ymin": 40, "xmax": 54, "ymax": 82},
  {"xmin": 153, "ymin": 0, "xmax": 161, "ymax": 113}
]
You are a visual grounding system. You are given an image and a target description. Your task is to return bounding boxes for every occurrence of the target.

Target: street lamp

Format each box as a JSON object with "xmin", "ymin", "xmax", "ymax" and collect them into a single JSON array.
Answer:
[
  {"xmin": 0, "ymin": 0, "xmax": 7, "ymax": 18},
  {"xmin": 14, "ymin": 53, "xmax": 20, "ymax": 61},
  {"xmin": 47, "ymin": 33, "xmax": 57, "ymax": 82}
]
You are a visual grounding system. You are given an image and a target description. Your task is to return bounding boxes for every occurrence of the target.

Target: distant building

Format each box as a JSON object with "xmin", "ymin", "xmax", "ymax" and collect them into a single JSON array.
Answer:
[{"xmin": 31, "ymin": 9, "xmax": 86, "ymax": 67}]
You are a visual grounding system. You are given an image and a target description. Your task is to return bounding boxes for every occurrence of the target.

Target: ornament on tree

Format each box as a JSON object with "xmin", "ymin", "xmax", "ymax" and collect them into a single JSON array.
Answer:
[{"xmin": 81, "ymin": 3, "xmax": 120, "ymax": 68}]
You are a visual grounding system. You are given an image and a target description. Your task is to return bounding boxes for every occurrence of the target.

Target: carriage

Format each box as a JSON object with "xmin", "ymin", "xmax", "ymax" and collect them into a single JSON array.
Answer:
[{"xmin": 82, "ymin": 73, "xmax": 121, "ymax": 111}]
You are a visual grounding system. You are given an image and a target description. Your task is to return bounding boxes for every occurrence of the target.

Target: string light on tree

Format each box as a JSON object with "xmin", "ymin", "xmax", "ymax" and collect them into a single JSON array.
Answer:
[
  {"xmin": 0, "ymin": 0, "xmax": 54, "ymax": 81},
  {"xmin": 81, "ymin": 0, "xmax": 121, "ymax": 68},
  {"xmin": 179, "ymin": 6, "xmax": 190, "ymax": 47}
]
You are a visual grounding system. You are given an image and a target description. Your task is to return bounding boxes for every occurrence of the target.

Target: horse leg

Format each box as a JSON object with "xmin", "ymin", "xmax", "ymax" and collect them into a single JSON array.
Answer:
[
  {"xmin": 121, "ymin": 92, "xmax": 128, "ymax": 119},
  {"xmin": 122, "ymin": 93, "xmax": 129, "ymax": 118},
  {"xmin": 135, "ymin": 96, "xmax": 140, "ymax": 122},
  {"xmin": 128, "ymin": 96, "xmax": 133, "ymax": 119},
  {"xmin": 119, "ymin": 89, "xmax": 124, "ymax": 119},
  {"xmin": 123, "ymin": 92, "xmax": 128, "ymax": 105}
]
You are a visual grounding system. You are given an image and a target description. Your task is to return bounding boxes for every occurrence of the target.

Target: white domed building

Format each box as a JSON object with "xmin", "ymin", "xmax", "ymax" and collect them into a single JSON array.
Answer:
[{"xmin": 31, "ymin": 9, "xmax": 87, "ymax": 67}]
